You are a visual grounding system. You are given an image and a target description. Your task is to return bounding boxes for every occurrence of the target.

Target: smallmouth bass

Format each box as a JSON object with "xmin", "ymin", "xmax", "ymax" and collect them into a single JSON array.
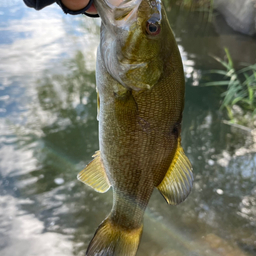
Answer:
[{"xmin": 77, "ymin": 0, "xmax": 193, "ymax": 255}]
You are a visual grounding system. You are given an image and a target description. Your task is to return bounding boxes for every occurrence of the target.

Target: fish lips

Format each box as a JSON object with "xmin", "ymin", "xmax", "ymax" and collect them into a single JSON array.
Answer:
[
  {"xmin": 94, "ymin": 0, "xmax": 142, "ymax": 27},
  {"xmin": 95, "ymin": 0, "xmax": 162, "ymax": 30}
]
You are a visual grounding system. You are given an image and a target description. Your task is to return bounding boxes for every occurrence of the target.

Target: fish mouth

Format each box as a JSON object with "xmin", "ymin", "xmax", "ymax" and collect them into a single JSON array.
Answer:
[
  {"xmin": 97, "ymin": 0, "xmax": 163, "ymax": 90},
  {"xmin": 106, "ymin": 0, "xmax": 140, "ymax": 9},
  {"xmin": 95, "ymin": 0, "xmax": 162, "ymax": 29},
  {"xmin": 108, "ymin": 0, "xmax": 143, "ymax": 27},
  {"xmin": 112, "ymin": 0, "xmax": 141, "ymax": 19},
  {"xmin": 114, "ymin": 0, "xmax": 162, "ymax": 28},
  {"xmin": 94, "ymin": 0, "xmax": 143, "ymax": 28}
]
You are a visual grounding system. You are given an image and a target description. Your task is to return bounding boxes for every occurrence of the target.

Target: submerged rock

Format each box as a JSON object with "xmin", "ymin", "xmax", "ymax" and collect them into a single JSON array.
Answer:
[{"xmin": 214, "ymin": 0, "xmax": 256, "ymax": 36}]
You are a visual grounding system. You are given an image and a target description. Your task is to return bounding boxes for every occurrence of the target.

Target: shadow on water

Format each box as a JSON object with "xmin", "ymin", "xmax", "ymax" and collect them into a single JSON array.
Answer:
[{"xmin": 0, "ymin": 2, "xmax": 256, "ymax": 256}]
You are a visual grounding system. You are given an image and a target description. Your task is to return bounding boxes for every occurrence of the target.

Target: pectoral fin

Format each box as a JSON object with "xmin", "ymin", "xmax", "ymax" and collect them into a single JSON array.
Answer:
[
  {"xmin": 77, "ymin": 151, "xmax": 111, "ymax": 193},
  {"xmin": 157, "ymin": 138, "xmax": 193, "ymax": 205}
]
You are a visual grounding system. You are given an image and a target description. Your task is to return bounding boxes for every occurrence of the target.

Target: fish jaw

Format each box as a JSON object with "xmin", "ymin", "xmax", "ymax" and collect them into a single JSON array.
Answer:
[
  {"xmin": 94, "ymin": 0, "xmax": 143, "ymax": 30},
  {"xmin": 95, "ymin": 0, "xmax": 164, "ymax": 91}
]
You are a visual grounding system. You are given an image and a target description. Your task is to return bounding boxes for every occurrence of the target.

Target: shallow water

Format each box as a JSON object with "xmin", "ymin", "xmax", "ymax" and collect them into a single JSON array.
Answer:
[{"xmin": 0, "ymin": 1, "xmax": 255, "ymax": 256}]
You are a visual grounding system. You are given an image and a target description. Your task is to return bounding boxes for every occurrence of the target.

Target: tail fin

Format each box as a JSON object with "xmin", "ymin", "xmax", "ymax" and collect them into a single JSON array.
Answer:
[{"xmin": 86, "ymin": 218, "xmax": 143, "ymax": 256}]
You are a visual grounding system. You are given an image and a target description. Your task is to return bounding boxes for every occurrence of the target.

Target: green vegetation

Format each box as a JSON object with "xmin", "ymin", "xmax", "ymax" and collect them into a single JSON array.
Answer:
[{"xmin": 204, "ymin": 48, "xmax": 256, "ymax": 129}]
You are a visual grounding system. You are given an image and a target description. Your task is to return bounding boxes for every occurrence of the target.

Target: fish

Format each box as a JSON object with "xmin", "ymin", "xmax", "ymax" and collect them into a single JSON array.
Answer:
[{"xmin": 77, "ymin": 0, "xmax": 193, "ymax": 255}]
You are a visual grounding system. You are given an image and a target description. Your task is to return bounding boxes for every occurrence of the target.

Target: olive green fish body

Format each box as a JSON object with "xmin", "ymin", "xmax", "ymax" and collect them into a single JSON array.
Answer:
[{"xmin": 77, "ymin": 0, "xmax": 193, "ymax": 255}]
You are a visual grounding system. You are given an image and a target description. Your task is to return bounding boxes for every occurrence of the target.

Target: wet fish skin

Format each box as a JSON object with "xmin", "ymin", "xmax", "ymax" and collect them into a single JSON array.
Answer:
[{"xmin": 77, "ymin": 0, "xmax": 193, "ymax": 255}]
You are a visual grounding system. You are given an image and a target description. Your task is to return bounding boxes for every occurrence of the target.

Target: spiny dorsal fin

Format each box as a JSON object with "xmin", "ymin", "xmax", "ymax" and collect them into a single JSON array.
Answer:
[
  {"xmin": 157, "ymin": 138, "xmax": 193, "ymax": 205},
  {"xmin": 77, "ymin": 151, "xmax": 111, "ymax": 193}
]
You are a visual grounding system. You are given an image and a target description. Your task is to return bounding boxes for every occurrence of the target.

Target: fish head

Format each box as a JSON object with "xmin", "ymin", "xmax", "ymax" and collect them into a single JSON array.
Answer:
[{"xmin": 95, "ymin": 0, "xmax": 169, "ymax": 91}]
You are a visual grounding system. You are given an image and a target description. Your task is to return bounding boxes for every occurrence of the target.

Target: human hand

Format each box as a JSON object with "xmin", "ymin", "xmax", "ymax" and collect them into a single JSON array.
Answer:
[{"xmin": 61, "ymin": 0, "xmax": 97, "ymax": 15}]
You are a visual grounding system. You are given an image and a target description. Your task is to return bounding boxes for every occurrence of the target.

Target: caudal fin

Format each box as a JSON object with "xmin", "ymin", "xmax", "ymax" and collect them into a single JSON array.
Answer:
[{"xmin": 86, "ymin": 218, "xmax": 143, "ymax": 256}]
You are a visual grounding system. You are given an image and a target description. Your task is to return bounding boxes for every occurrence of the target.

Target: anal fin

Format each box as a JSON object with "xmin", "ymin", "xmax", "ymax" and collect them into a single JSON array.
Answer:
[
  {"xmin": 77, "ymin": 151, "xmax": 111, "ymax": 193},
  {"xmin": 157, "ymin": 138, "xmax": 193, "ymax": 205}
]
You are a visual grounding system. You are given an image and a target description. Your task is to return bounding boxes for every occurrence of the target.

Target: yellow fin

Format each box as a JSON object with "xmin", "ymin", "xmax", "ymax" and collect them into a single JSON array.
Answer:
[
  {"xmin": 157, "ymin": 138, "xmax": 193, "ymax": 205},
  {"xmin": 86, "ymin": 217, "xmax": 142, "ymax": 256},
  {"xmin": 77, "ymin": 151, "xmax": 111, "ymax": 193}
]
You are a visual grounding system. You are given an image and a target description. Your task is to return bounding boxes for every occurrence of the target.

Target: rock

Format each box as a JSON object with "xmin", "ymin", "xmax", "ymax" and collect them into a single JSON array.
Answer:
[{"xmin": 214, "ymin": 0, "xmax": 256, "ymax": 36}]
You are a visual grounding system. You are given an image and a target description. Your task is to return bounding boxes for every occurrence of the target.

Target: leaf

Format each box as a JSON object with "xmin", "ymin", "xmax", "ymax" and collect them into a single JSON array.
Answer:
[
  {"xmin": 211, "ymin": 55, "xmax": 231, "ymax": 70},
  {"xmin": 206, "ymin": 47, "xmax": 256, "ymax": 122},
  {"xmin": 231, "ymin": 97, "xmax": 244, "ymax": 105},
  {"xmin": 224, "ymin": 48, "xmax": 234, "ymax": 69},
  {"xmin": 238, "ymin": 67, "xmax": 252, "ymax": 74},
  {"xmin": 203, "ymin": 81, "xmax": 230, "ymax": 86},
  {"xmin": 206, "ymin": 70, "xmax": 230, "ymax": 76},
  {"xmin": 248, "ymin": 86, "xmax": 254, "ymax": 105}
]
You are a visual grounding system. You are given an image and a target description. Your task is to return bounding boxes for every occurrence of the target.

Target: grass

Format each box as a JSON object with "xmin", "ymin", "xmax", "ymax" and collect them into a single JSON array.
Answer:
[{"xmin": 204, "ymin": 48, "xmax": 256, "ymax": 129}]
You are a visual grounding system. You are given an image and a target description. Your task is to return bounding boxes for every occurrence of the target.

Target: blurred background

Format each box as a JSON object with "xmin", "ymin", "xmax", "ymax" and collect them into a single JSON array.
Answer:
[{"xmin": 0, "ymin": 0, "xmax": 255, "ymax": 255}]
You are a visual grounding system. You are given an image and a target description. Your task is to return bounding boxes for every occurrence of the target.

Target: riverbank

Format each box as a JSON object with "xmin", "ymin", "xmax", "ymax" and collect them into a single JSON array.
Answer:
[
  {"xmin": 169, "ymin": 0, "xmax": 256, "ymax": 36},
  {"xmin": 214, "ymin": 0, "xmax": 256, "ymax": 36}
]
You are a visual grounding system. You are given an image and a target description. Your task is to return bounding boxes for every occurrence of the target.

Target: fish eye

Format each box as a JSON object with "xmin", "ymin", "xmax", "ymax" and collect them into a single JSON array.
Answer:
[{"xmin": 146, "ymin": 21, "xmax": 161, "ymax": 36}]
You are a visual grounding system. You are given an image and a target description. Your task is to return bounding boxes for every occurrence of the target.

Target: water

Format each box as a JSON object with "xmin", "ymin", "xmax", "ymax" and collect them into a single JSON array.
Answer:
[{"xmin": 0, "ymin": 2, "xmax": 256, "ymax": 256}]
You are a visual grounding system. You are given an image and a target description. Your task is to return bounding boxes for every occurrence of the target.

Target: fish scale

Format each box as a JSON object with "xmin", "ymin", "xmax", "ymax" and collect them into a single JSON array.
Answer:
[{"xmin": 77, "ymin": 0, "xmax": 194, "ymax": 255}]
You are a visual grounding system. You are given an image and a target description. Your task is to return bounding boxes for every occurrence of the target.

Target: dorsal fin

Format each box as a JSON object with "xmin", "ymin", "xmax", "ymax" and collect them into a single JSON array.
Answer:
[
  {"xmin": 157, "ymin": 138, "xmax": 193, "ymax": 205},
  {"xmin": 77, "ymin": 151, "xmax": 111, "ymax": 193}
]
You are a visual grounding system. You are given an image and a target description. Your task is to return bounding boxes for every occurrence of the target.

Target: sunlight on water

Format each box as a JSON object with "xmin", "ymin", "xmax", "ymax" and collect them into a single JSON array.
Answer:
[
  {"xmin": 0, "ymin": 1, "xmax": 256, "ymax": 256},
  {"xmin": 0, "ymin": 195, "xmax": 73, "ymax": 256}
]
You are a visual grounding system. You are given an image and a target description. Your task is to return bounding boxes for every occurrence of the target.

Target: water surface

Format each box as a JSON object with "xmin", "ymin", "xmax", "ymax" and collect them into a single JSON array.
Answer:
[{"xmin": 0, "ymin": 1, "xmax": 255, "ymax": 256}]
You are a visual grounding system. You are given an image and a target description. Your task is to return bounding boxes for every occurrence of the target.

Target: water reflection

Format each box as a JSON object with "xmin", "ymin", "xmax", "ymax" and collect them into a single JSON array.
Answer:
[
  {"xmin": 0, "ymin": 195, "xmax": 73, "ymax": 256},
  {"xmin": 0, "ymin": 2, "xmax": 256, "ymax": 256},
  {"xmin": 167, "ymin": 4, "xmax": 256, "ymax": 69}
]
